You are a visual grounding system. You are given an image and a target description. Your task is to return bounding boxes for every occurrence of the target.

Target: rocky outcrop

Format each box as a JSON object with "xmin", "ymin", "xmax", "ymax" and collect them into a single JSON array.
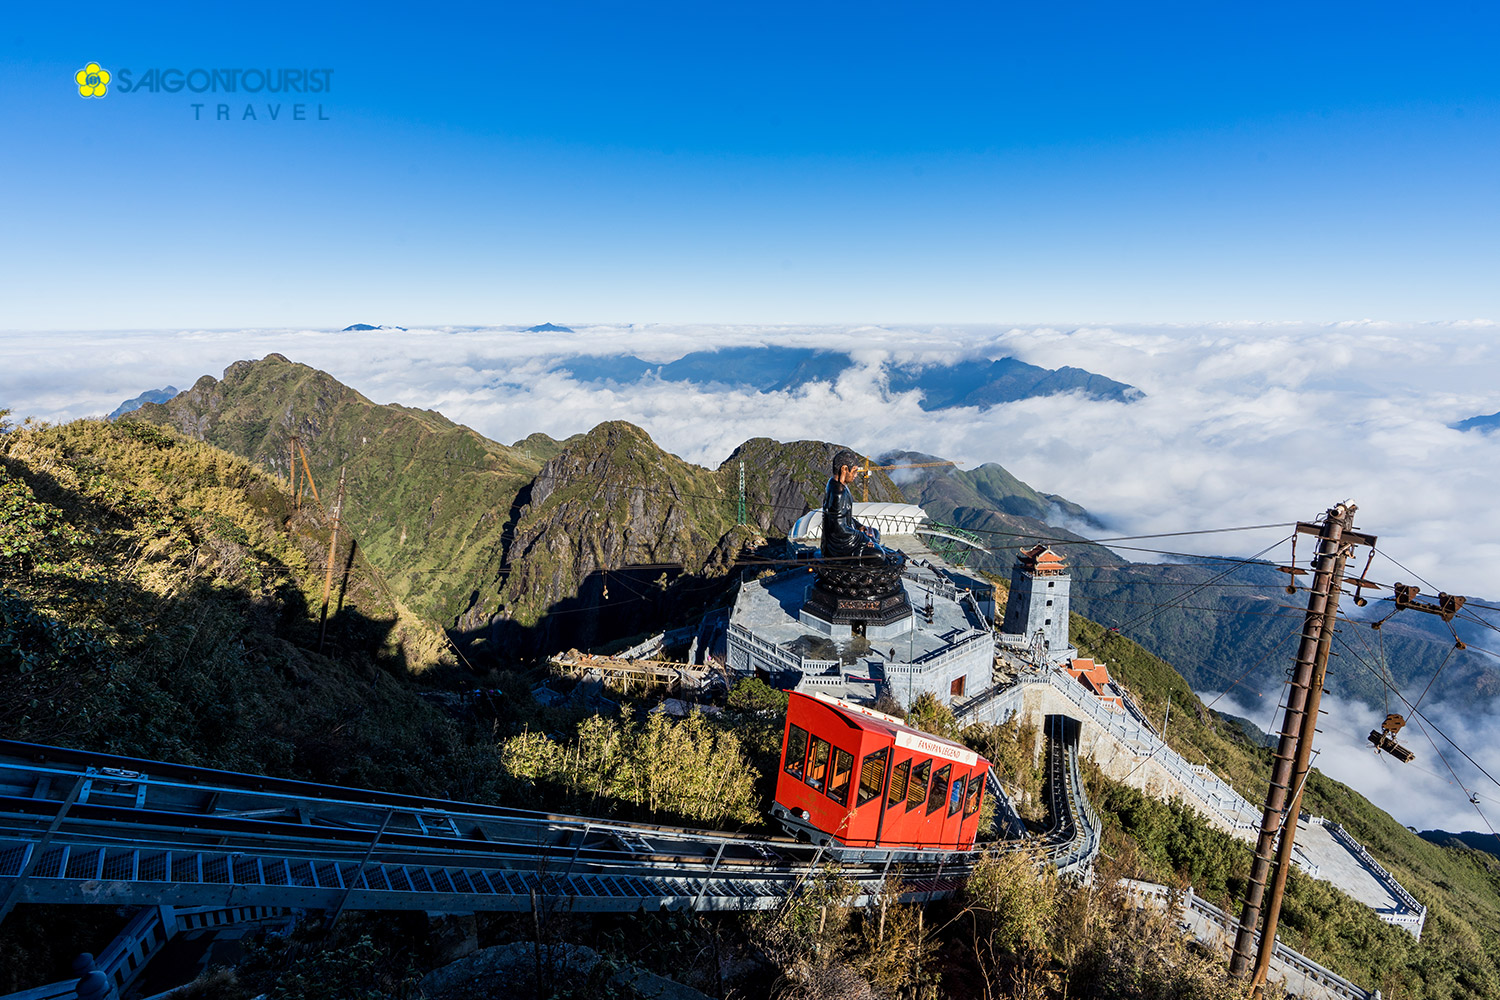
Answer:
[
  {"xmin": 499, "ymin": 421, "xmax": 736, "ymax": 631},
  {"xmin": 420, "ymin": 941, "xmax": 711, "ymax": 1000},
  {"xmin": 718, "ymin": 438, "xmax": 902, "ymax": 536}
]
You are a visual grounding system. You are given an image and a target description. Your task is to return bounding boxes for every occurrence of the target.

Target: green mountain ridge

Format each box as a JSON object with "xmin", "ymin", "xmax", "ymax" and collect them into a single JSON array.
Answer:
[
  {"xmin": 128, "ymin": 354, "xmax": 543, "ymax": 634},
  {"xmin": 888, "ymin": 451, "xmax": 1500, "ymax": 713},
  {"xmin": 123, "ymin": 357, "xmax": 1500, "ymax": 716},
  {"xmin": 125, "ymin": 356, "xmax": 906, "ymax": 659},
  {"xmin": 880, "ymin": 449, "xmax": 1100, "ymax": 528}
]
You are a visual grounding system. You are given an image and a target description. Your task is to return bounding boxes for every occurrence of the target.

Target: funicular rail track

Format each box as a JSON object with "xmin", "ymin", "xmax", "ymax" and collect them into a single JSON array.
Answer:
[
  {"xmin": 0, "ymin": 733, "xmax": 1098, "ymax": 918},
  {"xmin": 0, "ymin": 734, "xmax": 1098, "ymax": 1000},
  {"xmin": 1038, "ymin": 715, "xmax": 1100, "ymax": 874}
]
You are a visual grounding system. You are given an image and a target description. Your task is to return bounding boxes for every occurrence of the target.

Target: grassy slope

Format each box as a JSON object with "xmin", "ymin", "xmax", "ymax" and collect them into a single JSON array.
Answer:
[
  {"xmin": 126, "ymin": 355, "xmax": 543, "ymax": 629},
  {"xmin": 0, "ymin": 418, "xmax": 482, "ymax": 790},
  {"xmin": 0, "ymin": 417, "xmax": 543, "ymax": 987},
  {"xmin": 1070, "ymin": 615, "xmax": 1500, "ymax": 998}
]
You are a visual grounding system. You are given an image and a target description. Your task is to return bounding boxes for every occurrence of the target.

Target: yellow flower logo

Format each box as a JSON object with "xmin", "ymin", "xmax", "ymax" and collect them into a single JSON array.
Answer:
[{"xmin": 75, "ymin": 62, "xmax": 110, "ymax": 98}]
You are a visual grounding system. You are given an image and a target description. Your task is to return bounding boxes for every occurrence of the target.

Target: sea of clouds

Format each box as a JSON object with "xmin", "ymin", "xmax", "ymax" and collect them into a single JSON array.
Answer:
[
  {"xmin": 1203, "ymin": 686, "xmax": 1500, "ymax": 835},
  {"xmin": 5, "ymin": 321, "xmax": 1499, "ymax": 831},
  {"xmin": 9, "ymin": 322, "xmax": 1500, "ymax": 587}
]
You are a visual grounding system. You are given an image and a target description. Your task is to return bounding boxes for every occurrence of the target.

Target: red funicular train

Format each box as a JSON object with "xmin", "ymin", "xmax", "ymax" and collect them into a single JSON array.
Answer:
[{"xmin": 771, "ymin": 691, "xmax": 991, "ymax": 858}]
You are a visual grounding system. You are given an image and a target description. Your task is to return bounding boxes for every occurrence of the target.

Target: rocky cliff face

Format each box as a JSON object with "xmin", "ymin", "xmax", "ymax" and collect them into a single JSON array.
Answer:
[
  {"xmin": 718, "ymin": 438, "xmax": 903, "ymax": 535},
  {"xmin": 498, "ymin": 421, "xmax": 737, "ymax": 628}
]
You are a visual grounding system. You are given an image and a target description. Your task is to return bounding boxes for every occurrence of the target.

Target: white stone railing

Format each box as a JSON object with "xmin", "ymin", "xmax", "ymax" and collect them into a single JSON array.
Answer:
[
  {"xmin": 909, "ymin": 629, "xmax": 990, "ymax": 667},
  {"xmin": 1037, "ymin": 666, "xmax": 1262, "ymax": 829},
  {"xmin": 1119, "ymin": 879, "xmax": 1378, "ymax": 1000},
  {"xmin": 959, "ymin": 589, "xmax": 989, "ymax": 629},
  {"xmin": 617, "ymin": 623, "xmax": 699, "ymax": 661},
  {"xmin": 952, "ymin": 682, "xmax": 1029, "ymax": 726},
  {"xmin": 902, "ymin": 564, "xmax": 958, "ymax": 600},
  {"xmin": 727, "ymin": 623, "xmax": 805, "ymax": 675},
  {"xmin": 1318, "ymin": 820, "xmax": 1427, "ymax": 937}
]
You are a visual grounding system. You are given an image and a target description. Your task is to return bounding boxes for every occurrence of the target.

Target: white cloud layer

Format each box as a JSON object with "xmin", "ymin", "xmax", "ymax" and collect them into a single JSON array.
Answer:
[
  {"xmin": 5, "ymin": 321, "xmax": 1500, "ymax": 831},
  {"xmin": 1203, "ymin": 687, "xmax": 1500, "ymax": 835},
  {"xmin": 9, "ymin": 322, "xmax": 1499, "ymax": 590}
]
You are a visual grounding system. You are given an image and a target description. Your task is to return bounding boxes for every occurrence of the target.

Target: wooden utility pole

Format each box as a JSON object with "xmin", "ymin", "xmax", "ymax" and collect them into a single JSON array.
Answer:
[
  {"xmin": 289, "ymin": 435, "xmax": 299, "ymax": 508},
  {"xmin": 318, "ymin": 465, "xmax": 346, "ymax": 653},
  {"xmin": 1230, "ymin": 502, "xmax": 1373, "ymax": 986},
  {"xmin": 297, "ymin": 441, "xmax": 321, "ymax": 508}
]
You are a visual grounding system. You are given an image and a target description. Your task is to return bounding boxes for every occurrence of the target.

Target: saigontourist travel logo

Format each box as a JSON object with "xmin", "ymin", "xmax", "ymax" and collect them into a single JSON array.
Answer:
[
  {"xmin": 72, "ymin": 62, "xmax": 334, "ymax": 121},
  {"xmin": 76, "ymin": 62, "xmax": 110, "ymax": 98}
]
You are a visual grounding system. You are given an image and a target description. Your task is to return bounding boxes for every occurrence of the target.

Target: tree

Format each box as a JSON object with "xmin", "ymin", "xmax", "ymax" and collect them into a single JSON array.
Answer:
[
  {"xmin": 905, "ymin": 692, "xmax": 956, "ymax": 738},
  {"xmin": 726, "ymin": 676, "xmax": 789, "ymax": 715}
]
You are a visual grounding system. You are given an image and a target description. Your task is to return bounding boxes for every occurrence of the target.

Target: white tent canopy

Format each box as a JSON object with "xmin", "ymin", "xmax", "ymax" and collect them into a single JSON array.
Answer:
[{"xmin": 790, "ymin": 502, "xmax": 930, "ymax": 541}]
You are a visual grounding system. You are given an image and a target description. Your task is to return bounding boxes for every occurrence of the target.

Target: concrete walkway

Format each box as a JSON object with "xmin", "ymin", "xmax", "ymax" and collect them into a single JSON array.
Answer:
[{"xmin": 1293, "ymin": 819, "xmax": 1403, "ymax": 911}]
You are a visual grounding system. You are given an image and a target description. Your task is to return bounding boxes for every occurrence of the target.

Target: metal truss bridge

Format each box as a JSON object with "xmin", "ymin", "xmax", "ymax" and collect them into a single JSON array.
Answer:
[
  {"xmin": 913, "ymin": 522, "xmax": 988, "ymax": 566},
  {"xmin": 0, "ymin": 729, "xmax": 1097, "ymax": 997}
]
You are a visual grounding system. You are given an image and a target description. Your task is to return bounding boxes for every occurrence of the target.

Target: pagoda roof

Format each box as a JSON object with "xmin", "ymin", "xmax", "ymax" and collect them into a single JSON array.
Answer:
[{"xmin": 1017, "ymin": 544, "xmax": 1067, "ymax": 573}]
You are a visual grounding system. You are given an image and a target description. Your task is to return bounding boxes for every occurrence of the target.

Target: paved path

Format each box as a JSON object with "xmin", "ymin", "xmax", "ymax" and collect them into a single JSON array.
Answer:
[{"xmin": 1293, "ymin": 819, "xmax": 1404, "ymax": 912}]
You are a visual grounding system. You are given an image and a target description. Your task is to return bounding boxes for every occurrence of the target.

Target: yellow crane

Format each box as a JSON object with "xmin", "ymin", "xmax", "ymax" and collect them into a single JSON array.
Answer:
[{"xmin": 859, "ymin": 459, "xmax": 961, "ymax": 501}]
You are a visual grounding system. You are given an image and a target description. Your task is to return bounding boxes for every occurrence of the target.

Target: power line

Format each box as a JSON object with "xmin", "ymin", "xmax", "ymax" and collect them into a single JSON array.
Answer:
[
  {"xmin": 1296, "ymin": 616, "xmax": 1500, "ymax": 852},
  {"xmin": 1079, "ymin": 594, "xmax": 1304, "ymax": 616},
  {"xmin": 1373, "ymin": 548, "xmax": 1440, "ymax": 594},
  {"xmin": 1333, "ymin": 621, "xmax": 1500, "ymax": 793},
  {"xmin": 317, "ymin": 438, "xmax": 1298, "ymax": 562},
  {"xmin": 1203, "ymin": 625, "xmax": 1302, "ymax": 712},
  {"xmin": 1107, "ymin": 536, "xmax": 1292, "ymax": 636}
]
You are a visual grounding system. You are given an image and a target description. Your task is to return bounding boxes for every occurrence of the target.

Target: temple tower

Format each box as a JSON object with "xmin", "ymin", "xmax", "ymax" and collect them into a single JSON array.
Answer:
[{"xmin": 998, "ymin": 544, "xmax": 1076, "ymax": 664}]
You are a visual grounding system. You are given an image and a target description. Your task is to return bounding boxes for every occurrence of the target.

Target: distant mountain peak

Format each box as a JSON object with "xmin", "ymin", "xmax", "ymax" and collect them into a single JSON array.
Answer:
[
  {"xmin": 525, "ymin": 322, "xmax": 574, "ymax": 333},
  {"xmin": 107, "ymin": 385, "xmax": 181, "ymax": 421},
  {"xmin": 551, "ymin": 345, "xmax": 1140, "ymax": 408},
  {"xmin": 1452, "ymin": 410, "xmax": 1500, "ymax": 434},
  {"xmin": 341, "ymin": 323, "xmax": 407, "ymax": 332}
]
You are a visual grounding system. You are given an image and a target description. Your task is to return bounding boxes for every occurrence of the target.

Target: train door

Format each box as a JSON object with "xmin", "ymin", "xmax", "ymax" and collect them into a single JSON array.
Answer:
[
  {"xmin": 958, "ymin": 763, "xmax": 987, "ymax": 846},
  {"xmin": 881, "ymin": 752, "xmax": 912, "ymax": 846},
  {"xmin": 899, "ymin": 755, "xmax": 933, "ymax": 847},
  {"xmin": 922, "ymin": 761, "xmax": 952, "ymax": 847},
  {"xmin": 852, "ymin": 742, "xmax": 890, "ymax": 848},
  {"xmin": 942, "ymin": 773, "xmax": 978, "ymax": 851}
]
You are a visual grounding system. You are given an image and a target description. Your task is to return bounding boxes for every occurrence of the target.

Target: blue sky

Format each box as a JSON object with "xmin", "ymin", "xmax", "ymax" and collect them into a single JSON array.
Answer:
[{"xmin": 2, "ymin": 2, "xmax": 1497, "ymax": 328}]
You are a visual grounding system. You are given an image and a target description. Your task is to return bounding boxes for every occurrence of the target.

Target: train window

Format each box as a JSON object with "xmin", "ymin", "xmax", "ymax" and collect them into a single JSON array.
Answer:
[
  {"xmin": 887, "ymin": 759, "xmax": 910, "ymax": 809},
  {"xmin": 948, "ymin": 775, "xmax": 965, "ymax": 816},
  {"xmin": 827, "ymin": 748, "xmax": 854, "ymax": 806},
  {"xmin": 784, "ymin": 726, "xmax": 809, "ymax": 780},
  {"xmin": 926, "ymin": 764, "xmax": 951, "ymax": 815},
  {"xmin": 964, "ymin": 774, "xmax": 983, "ymax": 817},
  {"xmin": 907, "ymin": 761, "xmax": 930, "ymax": 811},
  {"xmin": 858, "ymin": 748, "xmax": 889, "ymax": 806},
  {"xmin": 806, "ymin": 738, "xmax": 831, "ymax": 791}
]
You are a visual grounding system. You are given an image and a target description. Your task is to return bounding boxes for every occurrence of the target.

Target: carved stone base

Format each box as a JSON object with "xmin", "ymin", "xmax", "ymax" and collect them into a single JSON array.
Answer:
[{"xmin": 803, "ymin": 562, "xmax": 912, "ymax": 627}]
